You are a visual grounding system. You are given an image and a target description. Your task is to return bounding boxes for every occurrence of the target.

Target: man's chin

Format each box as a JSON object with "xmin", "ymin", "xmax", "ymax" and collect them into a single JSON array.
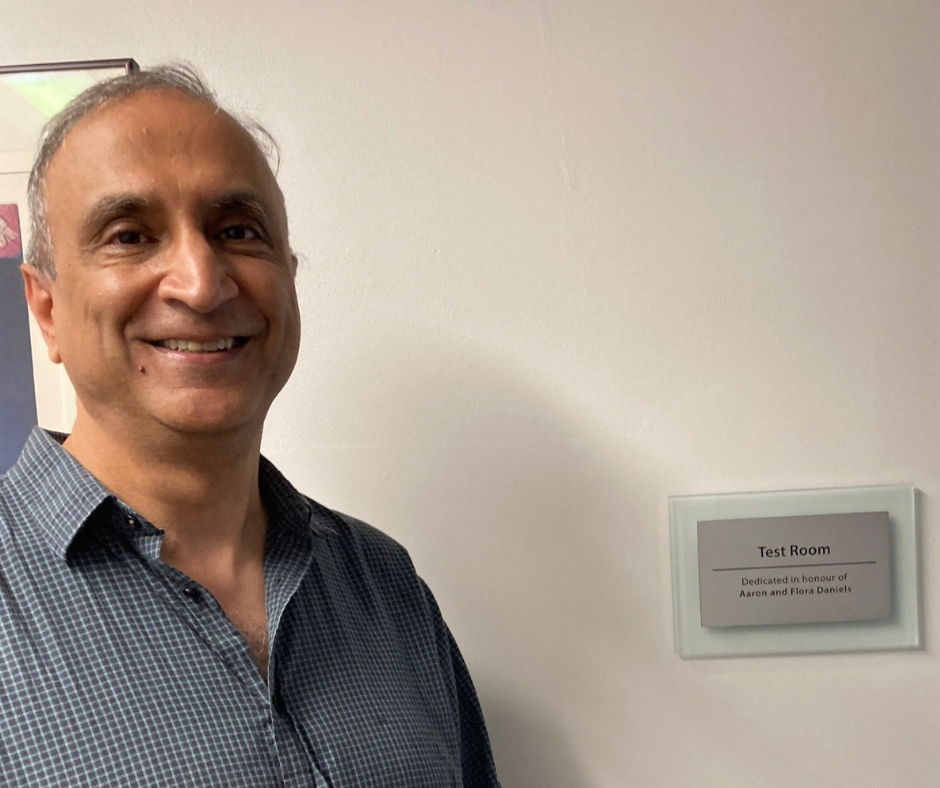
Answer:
[
  {"xmin": 149, "ymin": 400, "xmax": 265, "ymax": 439},
  {"xmin": 159, "ymin": 418, "xmax": 252, "ymax": 438}
]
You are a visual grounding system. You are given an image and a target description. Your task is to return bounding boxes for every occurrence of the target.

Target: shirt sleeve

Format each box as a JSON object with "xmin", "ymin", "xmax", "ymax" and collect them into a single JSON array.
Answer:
[{"xmin": 419, "ymin": 580, "xmax": 502, "ymax": 788}]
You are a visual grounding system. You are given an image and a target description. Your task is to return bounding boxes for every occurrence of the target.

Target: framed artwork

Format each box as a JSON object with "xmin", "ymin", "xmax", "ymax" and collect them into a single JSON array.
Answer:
[{"xmin": 0, "ymin": 58, "xmax": 137, "ymax": 471}]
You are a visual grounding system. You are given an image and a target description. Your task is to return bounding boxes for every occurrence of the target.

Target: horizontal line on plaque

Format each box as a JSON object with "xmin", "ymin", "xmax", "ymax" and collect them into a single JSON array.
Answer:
[{"xmin": 712, "ymin": 560, "xmax": 877, "ymax": 572}]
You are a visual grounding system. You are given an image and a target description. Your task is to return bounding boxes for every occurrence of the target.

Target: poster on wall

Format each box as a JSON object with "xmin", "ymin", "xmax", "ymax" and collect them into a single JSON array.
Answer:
[
  {"xmin": 0, "ymin": 203, "xmax": 32, "ymax": 473},
  {"xmin": 0, "ymin": 204, "xmax": 23, "ymax": 260},
  {"xmin": 0, "ymin": 59, "xmax": 137, "ymax": 471}
]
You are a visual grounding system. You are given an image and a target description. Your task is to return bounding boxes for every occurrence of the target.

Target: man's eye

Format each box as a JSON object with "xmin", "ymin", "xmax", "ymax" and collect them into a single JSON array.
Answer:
[
  {"xmin": 115, "ymin": 230, "xmax": 143, "ymax": 245},
  {"xmin": 219, "ymin": 225, "xmax": 260, "ymax": 241}
]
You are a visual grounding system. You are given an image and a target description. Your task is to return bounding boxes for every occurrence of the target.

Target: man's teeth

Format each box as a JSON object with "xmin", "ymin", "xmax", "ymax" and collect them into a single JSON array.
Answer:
[{"xmin": 159, "ymin": 338, "xmax": 236, "ymax": 353}]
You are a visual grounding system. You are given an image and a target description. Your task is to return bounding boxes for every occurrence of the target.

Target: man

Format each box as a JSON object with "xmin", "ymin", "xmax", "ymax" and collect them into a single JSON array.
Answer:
[{"xmin": 2, "ymin": 65, "xmax": 500, "ymax": 786}]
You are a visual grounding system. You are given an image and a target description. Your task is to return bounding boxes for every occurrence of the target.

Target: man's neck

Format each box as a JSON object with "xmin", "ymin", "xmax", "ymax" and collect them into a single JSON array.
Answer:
[{"xmin": 63, "ymin": 408, "xmax": 267, "ymax": 574}]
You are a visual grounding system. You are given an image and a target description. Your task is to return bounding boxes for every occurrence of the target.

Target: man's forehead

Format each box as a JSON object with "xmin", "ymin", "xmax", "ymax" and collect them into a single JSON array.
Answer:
[
  {"xmin": 44, "ymin": 89, "xmax": 283, "ymax": 216},
  {"xmin": 72, "ymin": 89, "xmax": 246, "ymax": 143},
  {"xmin": 49, "ymin": 91, "xmax": 269, "ymax": 180}
]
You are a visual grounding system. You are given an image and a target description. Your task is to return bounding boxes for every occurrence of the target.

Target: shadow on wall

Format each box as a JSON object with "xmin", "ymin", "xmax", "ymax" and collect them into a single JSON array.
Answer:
[
  {"xmin": 482, "ymin": 689, "xmax": 590, "ymax": 787},
  {"xmin": 276, "ymin": 314, "xmax": 675, "ymax": 787},
  {"xmin": 373, "ymin": 336, "xmax": 638, "ymax": 787}
]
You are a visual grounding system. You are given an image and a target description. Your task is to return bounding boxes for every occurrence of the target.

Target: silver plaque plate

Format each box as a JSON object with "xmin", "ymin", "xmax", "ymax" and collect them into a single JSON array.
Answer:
[{"xmin": 697, "ymin": 512, "xmax": 892, "ymax": 628}]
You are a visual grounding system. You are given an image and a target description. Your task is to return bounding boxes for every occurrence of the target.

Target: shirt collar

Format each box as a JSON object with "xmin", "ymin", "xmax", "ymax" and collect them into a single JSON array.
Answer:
[
  {"xmin": 259, "ymin": 454, "xmax": 337, "ymax": 538},
  {"xmin": 5, "ymin": 426, "xmax": 336, "ymax": 561},
  {"xmin": 5, "ymin": 427, "xmax": 112, "ymax": 560}
]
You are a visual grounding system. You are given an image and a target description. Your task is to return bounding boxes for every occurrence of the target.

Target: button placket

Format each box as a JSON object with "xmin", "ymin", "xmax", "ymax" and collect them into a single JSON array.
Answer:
[{"xmin": 142, "ymin": 560, "xmax": 267, "ymax": 703}]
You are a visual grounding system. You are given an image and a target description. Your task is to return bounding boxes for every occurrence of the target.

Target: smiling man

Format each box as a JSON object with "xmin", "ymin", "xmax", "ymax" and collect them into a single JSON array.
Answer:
[{"xmin": 1, "ymin": 65, "xmax": 500, "ymax": 787}]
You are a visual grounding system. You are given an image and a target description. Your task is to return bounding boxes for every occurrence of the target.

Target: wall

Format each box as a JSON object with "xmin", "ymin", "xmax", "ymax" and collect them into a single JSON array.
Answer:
[{"xmin": 2, "ymin": 2, "xmax": 938, "ymax": 785}]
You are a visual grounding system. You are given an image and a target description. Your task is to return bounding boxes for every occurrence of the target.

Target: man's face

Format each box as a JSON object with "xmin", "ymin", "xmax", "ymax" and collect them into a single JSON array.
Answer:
[{"xmin": 24, "ymin": 90, "xmax": 301, "ymax": 439}]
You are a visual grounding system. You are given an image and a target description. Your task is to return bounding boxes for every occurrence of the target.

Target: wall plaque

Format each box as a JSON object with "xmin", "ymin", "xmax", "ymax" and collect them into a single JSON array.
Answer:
[
  {"xmin": 669, "ymin": 485, "xmax": 919, "ymax": 659},
  {"xmin": 697, "ymin": 512, "xmax": 892, "ymax": 627}
]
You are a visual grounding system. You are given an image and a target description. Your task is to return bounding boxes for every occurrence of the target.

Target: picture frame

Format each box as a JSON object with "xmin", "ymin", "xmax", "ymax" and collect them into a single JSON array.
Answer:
[{"xmin": 0, "ymin": 58, "xmax": 137, "ymax": 469}]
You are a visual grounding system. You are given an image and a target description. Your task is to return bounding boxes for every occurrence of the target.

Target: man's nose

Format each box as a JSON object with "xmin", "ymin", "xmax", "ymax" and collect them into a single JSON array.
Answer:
[{"xmin": 156, "ymin": 229, "xmax": 239, "ymax": 313}]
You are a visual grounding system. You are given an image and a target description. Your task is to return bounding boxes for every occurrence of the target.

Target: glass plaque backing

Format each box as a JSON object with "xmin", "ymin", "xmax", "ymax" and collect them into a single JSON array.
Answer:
[{"xmin": 669, "ymin": 485, "xmax": 920, "ymax": 659}]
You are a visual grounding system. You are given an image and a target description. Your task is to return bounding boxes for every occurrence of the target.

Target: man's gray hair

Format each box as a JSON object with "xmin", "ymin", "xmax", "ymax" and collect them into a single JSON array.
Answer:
[{"xmin": 26, "ymin": 63, "xmax": 280, "ymax": 277}]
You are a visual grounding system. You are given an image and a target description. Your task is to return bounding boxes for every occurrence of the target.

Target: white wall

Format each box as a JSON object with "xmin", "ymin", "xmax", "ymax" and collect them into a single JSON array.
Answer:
[{"xmin": 4, "ymin": 1, "xmax": 939, "ymax": 785}]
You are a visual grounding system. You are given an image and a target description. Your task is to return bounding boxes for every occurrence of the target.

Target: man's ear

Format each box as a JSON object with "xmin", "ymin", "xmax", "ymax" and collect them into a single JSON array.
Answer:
[{"xmin": 20, "ymin": 263, "xmax": 61, "ymax": 364}]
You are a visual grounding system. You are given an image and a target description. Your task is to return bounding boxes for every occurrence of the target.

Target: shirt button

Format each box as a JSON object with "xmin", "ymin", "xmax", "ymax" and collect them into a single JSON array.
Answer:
[
  {"xmin": 272, "ymin": 694, "xmax": 286, "ymax": 715},
  {"xmin": 183, "ymin": 586, "xmax": 202, "ymax": 603},
  {"xmin": 126, "ymin": 516, "xmax": 139, "ymax": 530}
]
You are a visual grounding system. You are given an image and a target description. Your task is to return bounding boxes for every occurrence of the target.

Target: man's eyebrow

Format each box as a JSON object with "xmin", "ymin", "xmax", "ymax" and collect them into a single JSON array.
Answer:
[
  {"xmin": 82, "ymin": 195, "xmax": 153, "ymax": 234},
  {"xmin": 209, "ymin": 191, "xmax": 275, "ymax": 223}
]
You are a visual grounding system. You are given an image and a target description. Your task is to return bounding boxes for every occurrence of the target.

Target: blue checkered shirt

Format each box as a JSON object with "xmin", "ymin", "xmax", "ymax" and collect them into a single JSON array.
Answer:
[{"xmin": 0, "ymin": 428, "xmax": 500, "ymax": 787}]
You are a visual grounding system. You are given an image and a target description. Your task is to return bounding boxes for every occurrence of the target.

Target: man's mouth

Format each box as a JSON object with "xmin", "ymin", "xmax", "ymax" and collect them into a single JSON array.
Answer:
[{"xmin": 151, "ymin": 337, "xmax": 249, "ymax": 354}]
